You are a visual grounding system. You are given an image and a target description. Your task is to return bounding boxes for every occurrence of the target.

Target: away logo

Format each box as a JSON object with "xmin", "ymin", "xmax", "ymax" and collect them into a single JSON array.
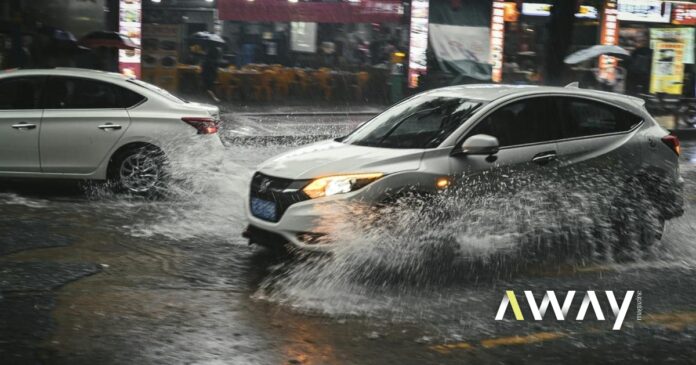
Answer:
[{"xmin": 495, "ymin": 290, "xmax": 635, "ymax": 330}]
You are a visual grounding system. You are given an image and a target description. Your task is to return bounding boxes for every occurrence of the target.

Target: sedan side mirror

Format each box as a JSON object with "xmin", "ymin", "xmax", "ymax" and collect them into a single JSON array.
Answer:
[{"xmin": 458, "ymin": 134, "xmax": 500, "ymax": 155}]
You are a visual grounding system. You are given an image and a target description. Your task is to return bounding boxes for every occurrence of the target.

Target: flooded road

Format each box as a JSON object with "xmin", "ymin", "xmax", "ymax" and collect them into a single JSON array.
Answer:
[{"xmin": 1, "ymin": 112, "xmax": 696, "ymax": 364}]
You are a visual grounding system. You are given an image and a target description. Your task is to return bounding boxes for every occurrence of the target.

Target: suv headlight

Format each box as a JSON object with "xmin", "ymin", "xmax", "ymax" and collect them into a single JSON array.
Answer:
[{"xmin": 302, "ymin": 173, "xmax": 384, "ymax": 199}]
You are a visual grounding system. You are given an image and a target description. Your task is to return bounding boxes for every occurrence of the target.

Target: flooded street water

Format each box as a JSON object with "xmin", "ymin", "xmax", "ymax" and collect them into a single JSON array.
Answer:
[{"xmin": 2, "ymin": 112, "xmax": 696, "ymax": 364}]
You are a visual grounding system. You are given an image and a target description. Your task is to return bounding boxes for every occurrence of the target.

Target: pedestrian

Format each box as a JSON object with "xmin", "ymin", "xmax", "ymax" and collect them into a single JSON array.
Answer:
[{"xmin": 201, "ymin": 45, "xmax": 221, "ymax": 103}]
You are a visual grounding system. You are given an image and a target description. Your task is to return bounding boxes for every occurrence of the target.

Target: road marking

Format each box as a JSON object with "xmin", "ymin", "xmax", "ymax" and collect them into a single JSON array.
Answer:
[
  {"xmin": 429, "ymin": 331, "xmax": 566, "ymax": 354},
  {"xmin": 480, "ymin": 332, "xmax": 566, "ymax": 348},
  {"xmin": 643, "ymin": 311, "xmax": 696, "ymax": 331}
]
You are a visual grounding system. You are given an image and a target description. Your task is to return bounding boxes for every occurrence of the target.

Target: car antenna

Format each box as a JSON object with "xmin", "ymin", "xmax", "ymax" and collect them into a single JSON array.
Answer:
[{"xmin": 564, "ymin": 81, "xmax": 580, "ymax": 88}]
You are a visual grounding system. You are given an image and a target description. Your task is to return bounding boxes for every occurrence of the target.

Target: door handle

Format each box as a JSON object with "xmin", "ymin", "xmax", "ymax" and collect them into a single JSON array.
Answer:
[
  {"xmin": 532, "ymin": 151, "xmax": 557, "ymax": 165},
  {"xmin": 11, "ymin": 123, "xmax": 37, "ymax": 130},
  {"xmin": 98, "ymin": 124, "xmax": 122, "ymax": 131}
]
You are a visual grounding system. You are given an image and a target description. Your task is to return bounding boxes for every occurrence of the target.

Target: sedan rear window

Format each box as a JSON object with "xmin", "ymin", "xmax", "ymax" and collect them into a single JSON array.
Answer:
[
  {"xmin": 343, "ymin": 94, "xmax": 484, "ymax": 149},
  {"xmin": 128, "ymin": 79, "xmax": 186, "ymax": 104}
]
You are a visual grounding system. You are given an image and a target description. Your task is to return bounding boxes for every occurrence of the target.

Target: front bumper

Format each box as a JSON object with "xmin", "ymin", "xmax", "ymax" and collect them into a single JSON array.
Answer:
[{"xmin": 245, "ymin": 191, "xmax": 363, "ymax": 252}]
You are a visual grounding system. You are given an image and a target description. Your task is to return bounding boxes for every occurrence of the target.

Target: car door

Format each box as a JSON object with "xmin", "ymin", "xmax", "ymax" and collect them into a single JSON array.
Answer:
[
  {"xmin": 40, "ymin": 76, "xmax": 131, "ymax": 174},
  {"xmin": 0, "ymin": 76, "xmax": 44, "ymax": 173},
  {"xmin": 555, "ymin": 97, "xmax": 644, "ymax": 174},
  {"xmin": 450, "ymin": 96, "xmax": 562, "ymax": 183}
]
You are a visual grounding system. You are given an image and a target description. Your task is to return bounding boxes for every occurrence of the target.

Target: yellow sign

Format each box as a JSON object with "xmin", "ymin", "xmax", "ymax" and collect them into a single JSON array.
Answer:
[{"xmin": 650, "ymin": 42, "xmax": 685, "ymax": 95}]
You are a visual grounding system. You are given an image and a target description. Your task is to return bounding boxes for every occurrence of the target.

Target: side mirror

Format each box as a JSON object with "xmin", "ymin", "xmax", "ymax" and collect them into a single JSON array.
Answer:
[{"xmin": 458, "ymin": 134, "xmax": 500, "ymax": 155}]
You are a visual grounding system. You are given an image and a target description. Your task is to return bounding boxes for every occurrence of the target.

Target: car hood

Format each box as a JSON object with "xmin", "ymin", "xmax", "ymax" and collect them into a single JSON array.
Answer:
[{"xmin": 258, "ymin": 140, "xmax": 424, "ymax": 180}]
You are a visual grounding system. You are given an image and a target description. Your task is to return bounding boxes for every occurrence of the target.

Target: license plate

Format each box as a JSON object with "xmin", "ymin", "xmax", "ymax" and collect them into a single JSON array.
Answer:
[{"xmin": 251, "ymin": 197, "xmax": 277, "ymax": 221}]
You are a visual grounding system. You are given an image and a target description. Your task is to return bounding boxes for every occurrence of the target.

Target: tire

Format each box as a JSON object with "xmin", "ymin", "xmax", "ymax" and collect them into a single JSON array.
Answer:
[
  {"xmin": 611, "ymin": 180, "xmax": 664, "ymax": 259},
  {"xmin": 108, "ymin": 145, "xmax": 168, "ymax": 196}
]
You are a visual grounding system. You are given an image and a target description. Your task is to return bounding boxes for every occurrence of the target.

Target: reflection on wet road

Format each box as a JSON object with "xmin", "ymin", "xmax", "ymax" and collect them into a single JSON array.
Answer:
[{"xmin": 1, "ymin": 112, "xmax": 695, "ymax": 364}]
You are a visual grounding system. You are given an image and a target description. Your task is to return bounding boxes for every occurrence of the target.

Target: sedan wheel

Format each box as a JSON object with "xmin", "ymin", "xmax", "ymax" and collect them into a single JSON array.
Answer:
[{"xmin": 109, "ymin": 146, "xmax": 167, "ymax": 195}]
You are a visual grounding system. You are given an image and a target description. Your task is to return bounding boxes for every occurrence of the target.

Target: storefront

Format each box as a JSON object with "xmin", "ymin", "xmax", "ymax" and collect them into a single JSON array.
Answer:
[{"xmin": 216, "ymin": 0, "xmax": 407, "ymax": 69}]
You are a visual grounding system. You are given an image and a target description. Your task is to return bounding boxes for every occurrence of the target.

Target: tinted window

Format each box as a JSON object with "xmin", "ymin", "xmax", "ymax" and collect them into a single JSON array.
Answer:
[
  {"xmin": 467, "ymin": 97, "xmax": 561, "ymax": 147},
  {"xmin": 44, "ymin": 77, "xmax": 121, "ymax": 109},
  {"xmin": 0, "ymin": 77, "xmax": 43, "ymax": 110},
  {"xmin": 119, "ymin": 87, "xmax": 146, "ymax": 108},
  {"xmin": 561, "ymin": 98, "xmax": 642, "ymax": 138},
  {"xmin": 343, "ymin": 94, "xmax": 484, "ymax": 149}
]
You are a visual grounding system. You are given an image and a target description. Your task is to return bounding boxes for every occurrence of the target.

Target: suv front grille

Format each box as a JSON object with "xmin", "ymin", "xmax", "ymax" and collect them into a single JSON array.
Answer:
[{"xmin": 249, "ymin": 172, "xmax": 310, "ymax": 222}]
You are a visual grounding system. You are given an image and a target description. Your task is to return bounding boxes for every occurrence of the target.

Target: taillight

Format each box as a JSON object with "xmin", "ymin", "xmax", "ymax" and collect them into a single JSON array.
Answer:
[
  {"xmin": 661, "ymin": 134, "xmax": 681, "ymax": 156},
  {"xmin": 182, "ymin": 117, "xmax": 218, "ymax": 134}
]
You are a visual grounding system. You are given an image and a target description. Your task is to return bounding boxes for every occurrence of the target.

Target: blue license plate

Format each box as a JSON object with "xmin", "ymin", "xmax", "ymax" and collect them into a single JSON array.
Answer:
[{"xmin": 251, "ymin": 197, "xmax": 277, "ymax": 221}]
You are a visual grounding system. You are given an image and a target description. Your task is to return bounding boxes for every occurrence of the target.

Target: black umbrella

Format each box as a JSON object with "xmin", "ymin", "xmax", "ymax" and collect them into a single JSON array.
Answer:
[{"xmin": 189, "ymin": 31, "xmax": 225, "ymax": 45}]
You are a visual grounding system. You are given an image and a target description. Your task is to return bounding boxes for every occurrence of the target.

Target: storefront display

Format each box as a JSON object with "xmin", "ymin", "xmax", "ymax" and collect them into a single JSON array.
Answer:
[
  {"xmin": 290, "ymin": 22, "xmax": 317, "ymax": 54},
  {"xmin": 142, "ymin": 23, "xmax": 180, "ymax": 91},
  {"xmin": 119, "ymin": 0, "xmax": 142, "ymax": 78},
  {"xmin": 651, "ymin": 27, "xmax": 694, "ymax": 64},
  {"xmin": 650, "ymin": 41, "xmax": 685, "ymax": 95}
]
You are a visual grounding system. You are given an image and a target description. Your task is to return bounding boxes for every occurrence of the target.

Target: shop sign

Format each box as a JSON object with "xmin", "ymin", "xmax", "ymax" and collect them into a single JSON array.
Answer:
[
  {"xmin": 521, "ymin": 3, "xmax": 598, "ymax": 19},
  {"xmin": 489, "ymin": 0, "xmax": 505, "ymax": 83},
  {"xmin": 649, "ymin": 42, "xmax": 685, "ymax": 95},
  {"xmin": 290, "ymin": 22, "xmax": 317, "ymax": 54},
  {"xmin": 617, "ymin": 0, "xmax": 671, "ymax": 23},
  {"xmin": 407, "ymin": 0, "xmax": 429, "ymax": 88},
  {"xmin": 598, "ymin": 0, "xmax": 619, "ymax": 83},
  {"xmin": 119, "ymin": 0, "xmax": 142, "ymax": 78},
  {"xmin": 672, "ymin": 3, "xmax": 696, "ymax": 25},
  {"xmin": 650, "ymin": 28, "xmax": 694, "ymax": 64}
]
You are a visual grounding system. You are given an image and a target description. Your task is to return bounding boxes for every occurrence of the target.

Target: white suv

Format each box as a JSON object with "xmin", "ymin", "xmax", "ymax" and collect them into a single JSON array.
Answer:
[
  {"xmin": 245, "ymin": 85, "xmax": 684, "ymax": 252},
  {"xmin": 0, "ymin": 68, "xmax": 224, "ymax": 194}
]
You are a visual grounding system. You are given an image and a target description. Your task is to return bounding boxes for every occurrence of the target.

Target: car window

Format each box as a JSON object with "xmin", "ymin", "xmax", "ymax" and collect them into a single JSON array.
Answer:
[
  {"xmin": 118, "ymin": 87, "xmax": 146, "ymax": 108},
  {"xmin": 561, "ymin": 98, "xmax": 642, "ymax": 138},
  {"xmin": 342, "ymin": 94, "xmax": 484, "ymax": 149},
  {"xmin": 467, "ymin": 97, "xmax": 561, "ymax": 147},
  {"xmin": 0, "ymin": 77, "xmax": 43, "ymax": 110},
  {"xmin": 44, "ymin": 77, "xmax": 121, "ymax": 109}
]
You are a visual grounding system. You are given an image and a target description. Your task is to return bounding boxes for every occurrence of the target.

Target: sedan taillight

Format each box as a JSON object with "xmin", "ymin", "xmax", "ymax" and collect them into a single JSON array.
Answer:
[
  {"xmin": 661, "ymin": 134, "xmax": 681, "ymax": 156},
  {"xmin": 182, "ymin": 117, "xmax": 219, "ymax": 134}
]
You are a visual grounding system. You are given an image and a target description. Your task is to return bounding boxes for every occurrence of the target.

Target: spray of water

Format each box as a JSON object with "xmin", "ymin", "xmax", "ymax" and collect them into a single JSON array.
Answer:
[{"xmin": 256, "ymin": 165, "xmax": 694, "ymax": 317}]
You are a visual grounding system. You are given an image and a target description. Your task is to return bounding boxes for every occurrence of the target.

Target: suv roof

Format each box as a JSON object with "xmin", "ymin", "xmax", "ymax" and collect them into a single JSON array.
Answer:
[{"xmin": 431, "ymin": 84, "xmax": 645, "ymax": 109}]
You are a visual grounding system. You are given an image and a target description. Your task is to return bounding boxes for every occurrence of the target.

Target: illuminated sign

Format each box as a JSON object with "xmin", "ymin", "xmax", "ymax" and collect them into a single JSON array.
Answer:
[
  {"xmin": 407, "ymin": 0, "xmax": 429, "ymax": 88},
  {"xmin": 599, "ymin": 0, "xmax": 619, "ymax": 82},
  {"xmin": 672, "ymin": 3, "xmax": 696, "ymax": 25},
  {"xmin": 489, "ymin": 0, "xmax": 505, "ymax": 83},
  {"xmin": 119, "ymin": 0, "xmax": 142, "ymax": 78},
  {"xmin": 521, "ymin": 3, "xmax": 598, "ymax": 19},
  {"xmin": 617, "ymin": 0, "xmax": 671, "ymax": 23}
]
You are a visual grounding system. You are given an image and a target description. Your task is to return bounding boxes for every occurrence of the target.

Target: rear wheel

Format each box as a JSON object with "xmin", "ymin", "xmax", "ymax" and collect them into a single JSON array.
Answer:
[{"xmin": 108, "ymin": 145, "xmax": 167, "ymax": 196}]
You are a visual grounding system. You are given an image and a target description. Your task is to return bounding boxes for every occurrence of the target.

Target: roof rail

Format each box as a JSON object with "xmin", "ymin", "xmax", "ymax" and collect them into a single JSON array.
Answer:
[{"xmin": 564, "ymin": 81, "xmax": 580, "ymax": 88}]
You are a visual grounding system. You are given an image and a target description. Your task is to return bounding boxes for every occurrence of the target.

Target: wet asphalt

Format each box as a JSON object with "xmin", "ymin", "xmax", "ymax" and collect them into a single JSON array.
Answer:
[{"xmin": 1, "ymin": 112, "xmax": 696, "ymax": 365}]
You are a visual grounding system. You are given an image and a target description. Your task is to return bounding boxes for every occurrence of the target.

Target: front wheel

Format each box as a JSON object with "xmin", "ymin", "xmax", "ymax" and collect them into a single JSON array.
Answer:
[{"xmin": 108, "ymin": 146, "xmax": 168, "ymax": 196}]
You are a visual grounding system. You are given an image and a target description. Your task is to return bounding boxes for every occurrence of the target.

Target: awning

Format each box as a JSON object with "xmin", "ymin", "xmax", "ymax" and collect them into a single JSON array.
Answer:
[{"xmin": 218, "ymin": 0, "xmax": 404, "ymax": 23}]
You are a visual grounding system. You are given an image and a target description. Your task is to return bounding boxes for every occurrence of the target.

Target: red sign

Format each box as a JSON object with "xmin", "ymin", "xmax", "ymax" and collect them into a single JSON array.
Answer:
[
  {"xmin": 218, "ymin": 0, "xmax": 404, "ymax": 23},
  {"xmin": 598, "ymin": 0, "xmax": 619, "ymax": 83},
  {"xmin": 672, "ymin": 3, "xmax": 696, "ymax": 25},
  {"xmin": 490, "ymin": 0, "xmax": 505, "ymax": 82}
]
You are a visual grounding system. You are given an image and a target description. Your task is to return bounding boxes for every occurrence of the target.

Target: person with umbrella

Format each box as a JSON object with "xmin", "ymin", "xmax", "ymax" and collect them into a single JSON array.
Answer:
[{"xmin": 190, "ymin": 32, "xmax": 225, "ymax": 103}]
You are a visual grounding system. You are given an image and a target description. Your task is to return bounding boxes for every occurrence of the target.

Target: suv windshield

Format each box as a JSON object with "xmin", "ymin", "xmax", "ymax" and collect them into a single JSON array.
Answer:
[{"xmin": 342, "ymin": 94, "xmax": 484, "ymax": 149}]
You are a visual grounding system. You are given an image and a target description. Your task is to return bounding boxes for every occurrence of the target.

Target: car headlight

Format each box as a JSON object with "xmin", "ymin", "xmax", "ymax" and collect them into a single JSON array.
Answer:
[{"xmin": 302, "ymin": 173, "xmax": 384, "ymax": 199}]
